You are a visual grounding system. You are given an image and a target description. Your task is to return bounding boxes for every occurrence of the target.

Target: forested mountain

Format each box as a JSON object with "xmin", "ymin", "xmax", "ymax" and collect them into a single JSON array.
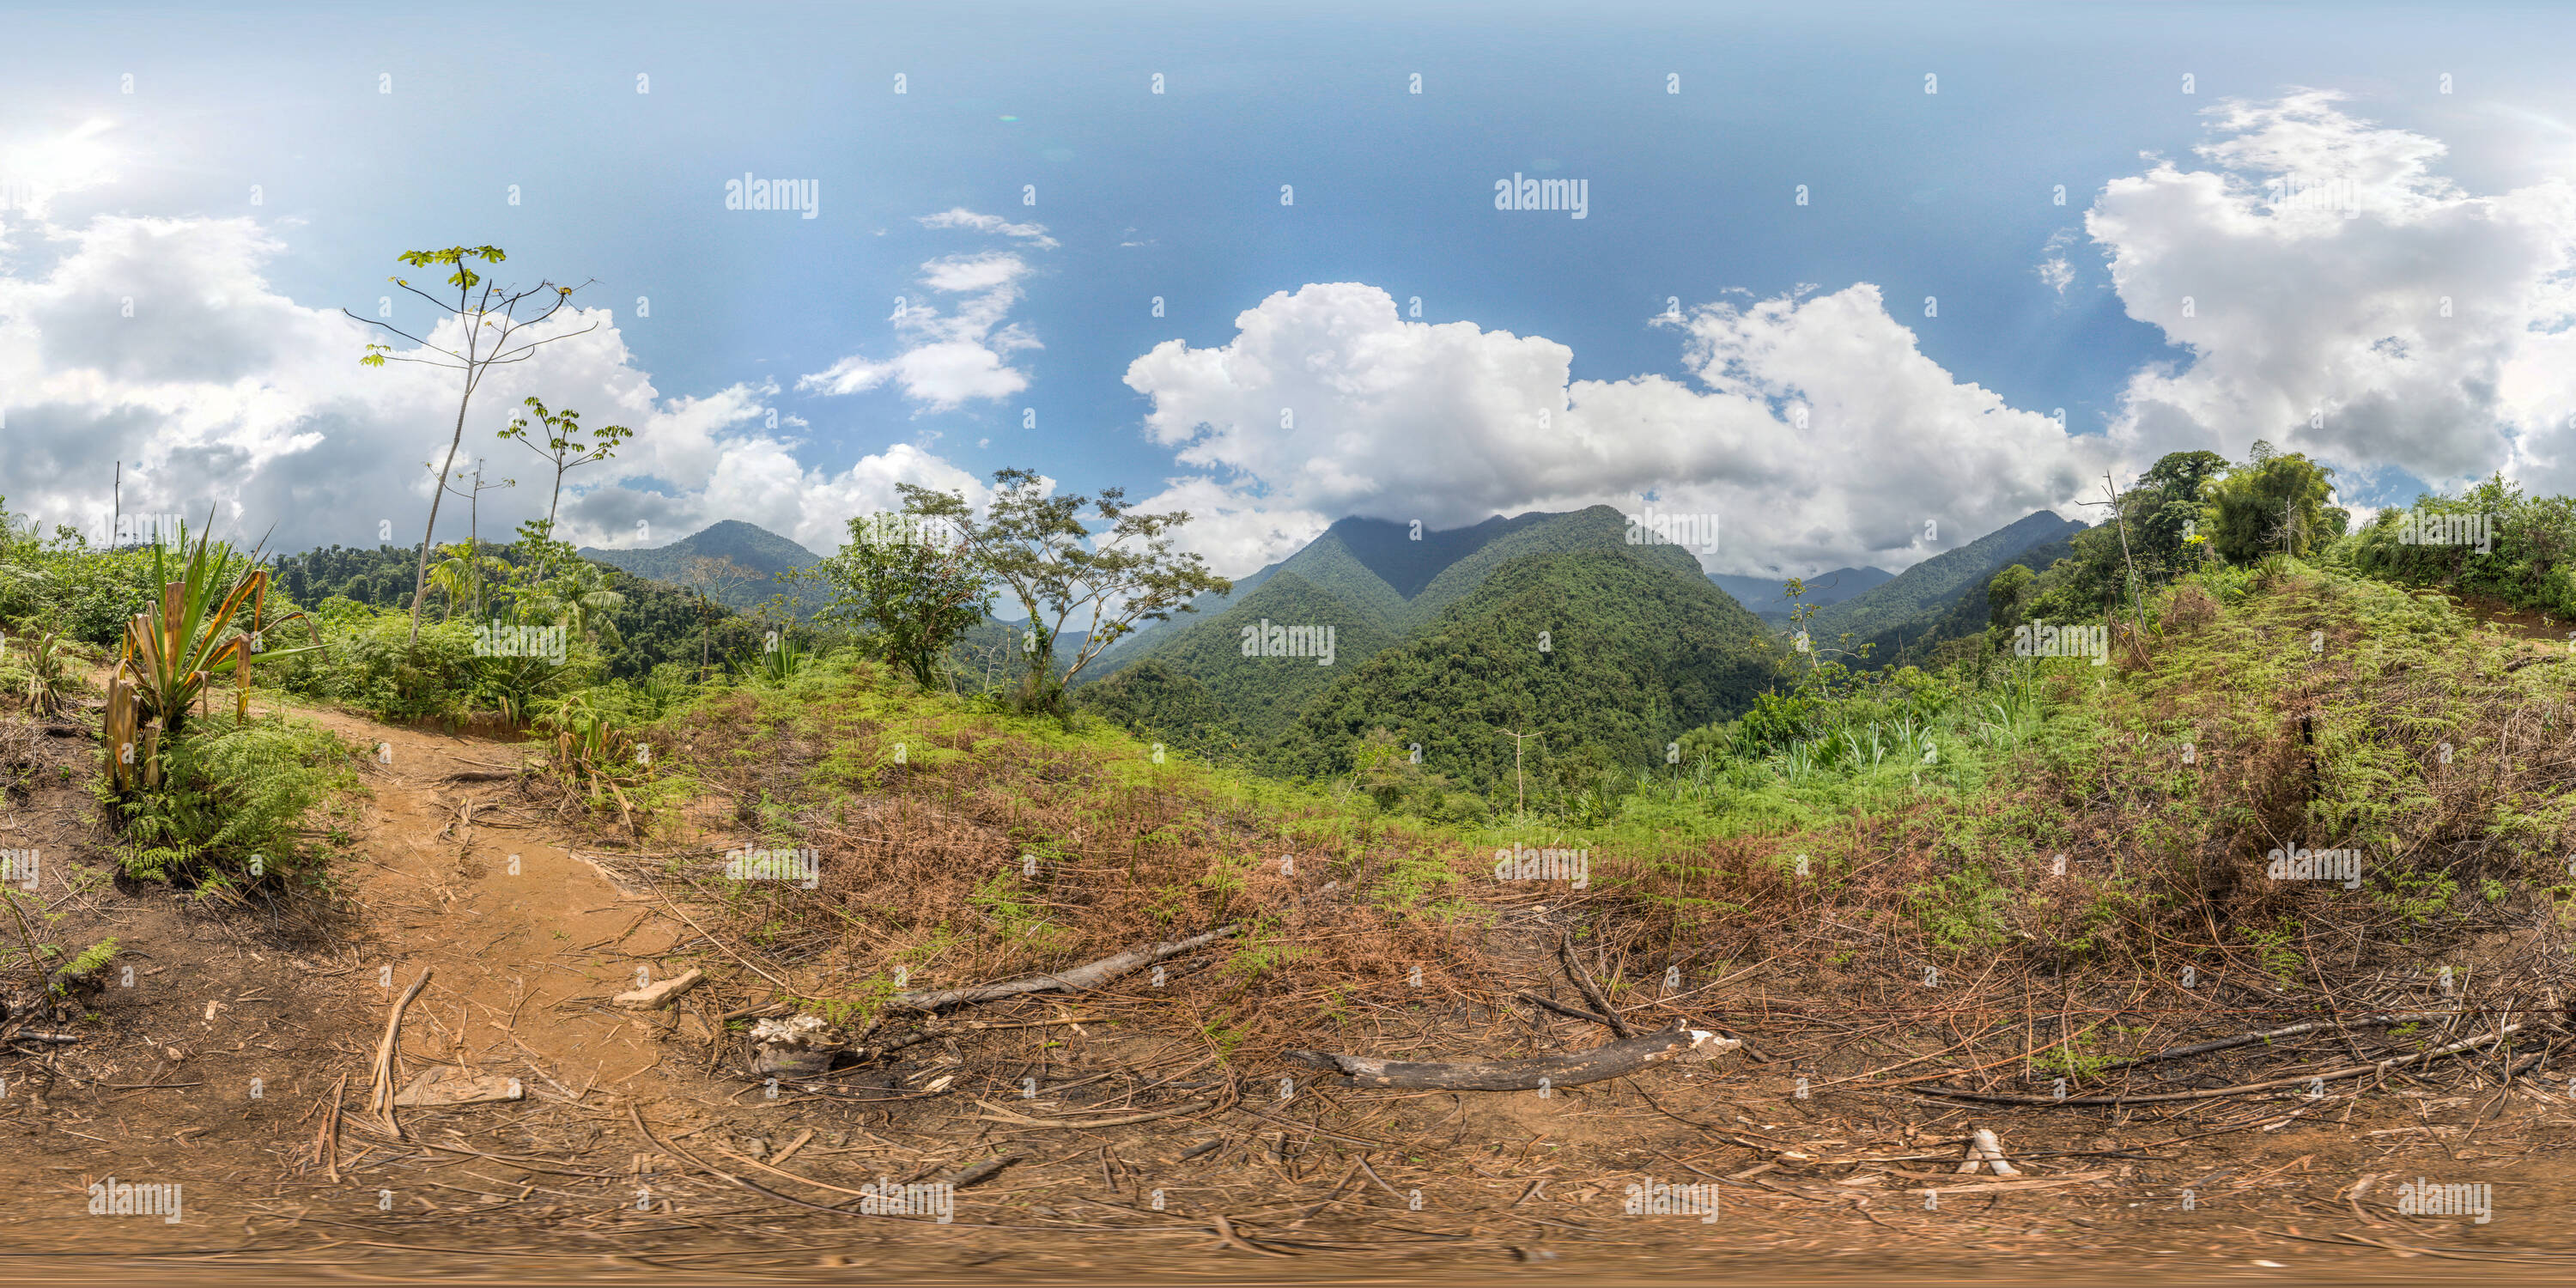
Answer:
[
  {"xmin": 271, "ymin": 544, "xmax": 442, "ymax": 610},
  {"xmin": 1071, "ymin": 660, "xmax": 1244, "ymax": 762},
  {"xmin": 1709, "ymin": 566, "xmax": 1895, "ymax": 621},
  {"xmin": 579, "ymin": 520, "xmax": 824, "ymax": 612},
  {"xmin": 1885, "ymin": 527, "xmax": 2086, "ymax": 667},
  {"xmin": 1082, "ymin": 506, "xmax": 1742, "ymax": 747},
  {"xmin": 1801, "ymin": 512, "xmax": 2091, "ymax": 662},
  {"xmin": 1094, "ymin": 506, "xmax": 1685, "ymax": 683},
  {"xmin": 1115, "ymin": 572, "xmax": 1399, "ymax": 738},
  {"xmin": 1095, "ymin": 513, "xmax": 1554, "ymax": 667},
  {"xmin": 1274, "ymin": 546, "xmax": 1785, "ymax": 794}
]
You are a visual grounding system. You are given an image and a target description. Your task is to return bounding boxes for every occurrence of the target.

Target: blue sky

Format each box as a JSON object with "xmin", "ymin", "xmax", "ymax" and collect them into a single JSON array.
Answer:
[{"xmin": 6, "ymin": 1, "xmax": 2575, "ymax": 576}]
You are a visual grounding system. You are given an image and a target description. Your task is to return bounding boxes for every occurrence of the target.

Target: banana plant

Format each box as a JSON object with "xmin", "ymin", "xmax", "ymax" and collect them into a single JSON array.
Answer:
[
  {"xmin": 428, "ymin": 541, "xmax": 513, "ymax": 623},
  {"xmin": 508, "ymin": 552, "xmax": 625, "ymax": 651}
]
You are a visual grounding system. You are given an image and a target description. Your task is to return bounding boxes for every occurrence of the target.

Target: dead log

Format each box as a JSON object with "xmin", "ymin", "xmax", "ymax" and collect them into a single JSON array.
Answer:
[
  {"xmin": 1283, "ymin": 1025, "xmax": 1741, "ymax": 1091},
  {"xmin": 886, "ymin": 925, "xmax": 1240, "ymax": 1012}
]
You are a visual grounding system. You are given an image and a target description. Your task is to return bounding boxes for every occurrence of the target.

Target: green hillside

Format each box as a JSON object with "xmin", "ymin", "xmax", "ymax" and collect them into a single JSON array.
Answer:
[
  {"xmin": 1126, "ymin": 571, "xmax": 1398, "ymax": 738},
  {"xmin": 1071, "ymin": 659, "xmax": 1245, "ymax": 762},
  {"xmin": 1089, "ymin": 506, "xmax": 1658, "ymax": 684},
  {"xmin": 1091, "ymin": 515, "xmax": 1443, "ymax": 674},
  {"xmin": 1805, "ymin": 512, "xmax": 2089, "ymax": 663},
  {"xmin": 1277, "ymin": 546, "xmax": 1786, "ymax": 796},
  {"xmin": 579, "ymin": 520, "xmax": 824, "ymax": 612},
  {"xmin": 1874, "ymin": 530, "xmax": 2083, "ymax": 667},
  {"xmin": 1085, "ymin": 506, "xmax": 1722, "ymax": 746},
  {"xmin": 1397, "ymin": 506, "xmax": 1687, "ymax": 630}
]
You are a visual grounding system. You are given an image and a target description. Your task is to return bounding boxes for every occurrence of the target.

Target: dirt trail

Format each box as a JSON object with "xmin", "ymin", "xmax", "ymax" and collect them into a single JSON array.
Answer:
[{"xmin": 288, "ymin": 704, "xmax": 690, "ymax": 1111}]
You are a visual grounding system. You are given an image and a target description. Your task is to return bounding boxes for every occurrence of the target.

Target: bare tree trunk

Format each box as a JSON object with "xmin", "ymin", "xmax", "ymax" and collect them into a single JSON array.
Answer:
[
  {"xmin": 2102, "ymin": 471, "xmax": 2148, "ymax": 653},
  {"xmin": 410, "ymin": 393, "xmax": 473, "ymax": 646}
]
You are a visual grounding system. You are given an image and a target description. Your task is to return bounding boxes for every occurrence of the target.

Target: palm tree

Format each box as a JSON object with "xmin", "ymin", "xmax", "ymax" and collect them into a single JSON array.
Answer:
[{"xmin": 533, "ymin": 559, "xmax": 626, "ymax": 651}]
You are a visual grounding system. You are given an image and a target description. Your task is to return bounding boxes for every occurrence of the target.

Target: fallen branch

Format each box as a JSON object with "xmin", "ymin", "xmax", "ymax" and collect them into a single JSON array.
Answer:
[
  {"xmin": 364, "ymin": 968, "xmax": 434, "ymax": 1138},
  {"xmin": 627, "ymin": 1100, "xmax": 888, "ymax": 1219},
  {"xmin": 2096, "ymin": 1011, "xmax": 2460, "ymax": 1072},
  {"xmin": 1915, "ymin": 1020, "xmax": 2524, "ymax": 1106},
  {"xmin": 1956, "ymin": 1127, "xmax": 2020, "ymax": 1177},
  {"xmin": 1910, "ymin": 1170, "xmax": 2111, "ymax": 1197},
  {"xmin": 1558, "ymin": 933, "xmax": 1635, "ymax": 1039},
  {"xmin": 937, "ymin": 1154, "xmax": 1023, "ymax": 1190},
  {"xmin": 1516, "ymin": 990, "xmax": 1617, "ymax": 1029},
  {"xmin": 306, "ymin": 1073, "xmax": 347, "ymax": 1182},
  {"xmin": 1283, "ymin": 1025, "xmax": 1740, "ymax": 1091},
  {"xmin": 1211, "ymin": 1211, "xmax": 1295, "ymax": 1259},
  {"xmin": 888, "ymin": 926, "xmax": 1241, "ymax": 1013},
  {"xmin": 967, "ymin": 1097, "xmax": 1218, "ymax": 1129}
]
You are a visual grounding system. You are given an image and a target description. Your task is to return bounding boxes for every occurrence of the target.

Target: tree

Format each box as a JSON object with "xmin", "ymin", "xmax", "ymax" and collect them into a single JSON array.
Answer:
[
  {"xmin": 2206, "ymin": 445, "xmax": 2339, "ymax": 564},
  {"xmin": 1780, "ymin": 576, "xmax": 1868, "ymax": 672},
  {"xmin": 495, "ymin": 396, "xmax": 634, "ymax": 538},
  {"xmin": 347, "ymin": 246, "xmax": 602, "ymax": 645},
  {"xmin": 431, "ymin": 457, "xmax": 513, "ymax": 620},
  {"xmin": 1986, "ymin": 564, "xmax": 2035, "ymax": 630},
  {"xmin": 2134, "ymin": 451, "xmax": 2228, "ymax": 555},
  {"xmin": 900, "ymin": 469, "xmax": 1230, "ymax": 714},
  {"xmin": 681, "ymin": 555, "xmax": 762, "ymax": 680},
  {"xmin": 797, "ymin": 512, "xmax": 992, "ymax": 690}
]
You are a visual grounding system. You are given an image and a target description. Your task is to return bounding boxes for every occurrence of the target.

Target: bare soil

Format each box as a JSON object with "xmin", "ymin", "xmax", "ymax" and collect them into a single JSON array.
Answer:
[{"xmin": 4, "ymin": 697, "xmax": 2576, "ymax": 1286}]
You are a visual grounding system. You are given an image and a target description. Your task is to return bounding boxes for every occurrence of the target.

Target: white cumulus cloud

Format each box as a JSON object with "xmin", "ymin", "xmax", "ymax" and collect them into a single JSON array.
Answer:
[
  {"xmin": 799, "ymin": 213, "xmax": 1051, "ymax": 411},
  {"xmin": 0, "ymin": 162, "xmax": 982, "ymax": 559},
  {"xmin": 2090, "ymin": 89, "xmax": 2576, "ymax": 496},
  {"xmin": 1123, "ymin": 282, "xmax": 2100, "ymax": 576}
]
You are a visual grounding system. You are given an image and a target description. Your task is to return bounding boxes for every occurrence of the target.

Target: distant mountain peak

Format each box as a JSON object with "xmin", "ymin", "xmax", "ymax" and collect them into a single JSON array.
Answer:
[{"xmin": 579, "ymin": 520, "xmax": 824, "ymax": 611}]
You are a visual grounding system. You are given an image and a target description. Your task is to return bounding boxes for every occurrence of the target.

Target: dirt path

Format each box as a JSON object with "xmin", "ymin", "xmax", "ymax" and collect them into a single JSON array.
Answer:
[{"xmin": 290, "ymin": 703, "xmax": 690, "ymax": 1114}]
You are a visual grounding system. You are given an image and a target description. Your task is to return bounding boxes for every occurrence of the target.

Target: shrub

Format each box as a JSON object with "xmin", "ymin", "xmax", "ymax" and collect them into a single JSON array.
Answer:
[
  {"xmin": 331, "ymin": 614, "xmax": 481, "ymax": 723},
  {"xmin": 102, "ymin": 714, "xmax": 361, "ymax": 892}
]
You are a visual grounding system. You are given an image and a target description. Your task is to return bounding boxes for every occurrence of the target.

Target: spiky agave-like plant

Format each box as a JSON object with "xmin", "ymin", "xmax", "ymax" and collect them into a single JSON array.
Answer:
[{"xmin": 104, "ymin": 515, "xmax": 318, "ymax": 790}]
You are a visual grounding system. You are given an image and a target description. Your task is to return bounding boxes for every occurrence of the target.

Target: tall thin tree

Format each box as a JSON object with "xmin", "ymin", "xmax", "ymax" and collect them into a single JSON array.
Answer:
[
  {"xmin": 496, "ymin": 396, "xmax": 633, "ymax": 538},
  {"xmin": 345, "ymin": 246, "xmax": 600, "ymax": 644}
]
